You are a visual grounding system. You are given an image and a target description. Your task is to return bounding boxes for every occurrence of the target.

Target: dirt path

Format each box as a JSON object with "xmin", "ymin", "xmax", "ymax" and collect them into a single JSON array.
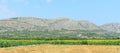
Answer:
[{"xmin": 0, "ymin": 45, "xmax": 120, "ymax": 53}]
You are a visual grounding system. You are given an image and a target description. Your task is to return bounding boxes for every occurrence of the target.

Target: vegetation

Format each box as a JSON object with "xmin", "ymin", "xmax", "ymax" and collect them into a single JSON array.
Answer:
[
  {"xmin": 0, "ymin": 17, "xmax": 120, "ymax": 49},
  {"xmin": 0, "ymin": 39, "xmax": 120, "ymax": 48},
  {"xmin": 0, "ymin": 30, "xmax": 120, "ymax": 48},
  {"xmin": 0, "ymin": 30, "xmax": 120, "ymax": 40}
]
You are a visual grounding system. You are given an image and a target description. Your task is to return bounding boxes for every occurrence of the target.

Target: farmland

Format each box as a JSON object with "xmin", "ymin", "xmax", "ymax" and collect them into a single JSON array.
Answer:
[
  {"xmin": 0, "ymin": 39, "xmax": 120, "ymax": 48},
  {"xmin": 0, "ymin": 45, "xmax": 120, "ymax": 53}
]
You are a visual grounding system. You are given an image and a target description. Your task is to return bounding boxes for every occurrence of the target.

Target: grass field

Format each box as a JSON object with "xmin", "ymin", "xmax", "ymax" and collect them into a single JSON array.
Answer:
[
  {"xmin": 0, "ymin": 45, "xmax": 120, "ymax": 53},
  {"xmin": 0, "ymin": 39, "xmax": 120, "ymax": 47}
]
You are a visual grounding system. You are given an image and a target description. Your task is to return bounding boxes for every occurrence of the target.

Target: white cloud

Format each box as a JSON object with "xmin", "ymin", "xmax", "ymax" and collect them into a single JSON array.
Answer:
[
  {"xmin": 46, "ymin": 0, "xmax": 52, "ymax": 3},
  {"xmin": 0, "ymin": 0, "xmax": 29, "ymax": 18},
  {"xmin": 1, "ymin": 0, "xmax": 7, "ymax": 4},
  {"xmin": 0, "ymin": 6, "xmax": 16, "ymax": 18},
  {"xmin": 0, "ymin": 0, "xmax": 16, "ymax": 18},
  {"xmin": 12, "ymin": 0, "xmax": 26, "ymax": 3},
  {"xmin": 12, "ymin": 0, "xmax": 28, "ymax": 5}
]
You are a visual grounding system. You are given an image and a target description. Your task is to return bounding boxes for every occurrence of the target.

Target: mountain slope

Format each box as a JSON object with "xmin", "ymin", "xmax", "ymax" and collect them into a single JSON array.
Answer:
[
  {"xmin": 100, "ymin": 23, "xmax": 120, "ymax": 33},
  {"xmin": 0, "ymin": 17, "xmax": 119, "ymax": 39},
  {"xmin": 0, "ymin": 17, "xmax": 101, "ymax": 31}
]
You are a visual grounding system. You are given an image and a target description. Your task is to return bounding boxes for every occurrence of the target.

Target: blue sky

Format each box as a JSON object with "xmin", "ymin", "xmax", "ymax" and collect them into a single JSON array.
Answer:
[{"xmin": 0, "ymin": 0, "xmax": 120, "ymax": 25}]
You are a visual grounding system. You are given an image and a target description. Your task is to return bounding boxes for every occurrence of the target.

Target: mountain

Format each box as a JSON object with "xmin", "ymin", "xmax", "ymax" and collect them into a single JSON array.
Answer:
[
  {"xmin": 100, "ymin": 23, "xmax": 120, "ymax": 33},
  {"xmin": 0, "ymin": 17, "xmax": 100, "ymax": 32},
  {"xmin": 0, "ymin": 17, "xmax": 119, "ymax": 39}
]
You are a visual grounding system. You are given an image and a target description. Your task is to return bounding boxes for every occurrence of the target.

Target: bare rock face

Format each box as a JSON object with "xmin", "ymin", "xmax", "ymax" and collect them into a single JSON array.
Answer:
[
  {"xmin": 45, "ymin": 18, "xmax": 100, "ymax": 30},
  {"xmin": 0, "ymin": 17, "xmax": 101, "ymax": 32},
  {"xmin": 100, "ymin": 23, "xmax": 120, "ymax": 33},
  {"xmin": 1, "ymin": 17, "xmax": 120, "ymax": 33}
]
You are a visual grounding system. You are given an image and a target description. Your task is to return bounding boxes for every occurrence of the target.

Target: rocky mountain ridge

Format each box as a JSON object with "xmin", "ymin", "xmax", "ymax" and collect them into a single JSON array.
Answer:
[
  {"xmin": 0, "ymin": 17, "xmax": 120, "ymax": 39},
  {"xmin": 0, "ymin": 17, "xmax": 120, "ymax": 33}
]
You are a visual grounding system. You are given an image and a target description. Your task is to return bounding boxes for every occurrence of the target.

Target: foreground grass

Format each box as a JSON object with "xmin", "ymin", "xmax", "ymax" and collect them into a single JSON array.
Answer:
[{"xmin": 0, "ymin": 39, "xmax": 120, "ymax": 47}]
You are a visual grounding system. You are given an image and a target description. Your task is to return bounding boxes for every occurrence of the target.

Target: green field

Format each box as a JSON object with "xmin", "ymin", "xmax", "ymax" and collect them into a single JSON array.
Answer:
[
  {"xmin": 0, "ymin": 30, "xmax": 120, "ymax": 48},
  {"xmin": 0, "ymin": 39, "xmax": 120, "ymax": 48}
]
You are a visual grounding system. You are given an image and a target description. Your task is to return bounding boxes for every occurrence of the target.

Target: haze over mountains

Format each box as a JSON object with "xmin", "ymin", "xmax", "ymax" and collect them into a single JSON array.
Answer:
[{"xmin": 0, "ymin": 17, "xmax": 120, "ymax": 39}]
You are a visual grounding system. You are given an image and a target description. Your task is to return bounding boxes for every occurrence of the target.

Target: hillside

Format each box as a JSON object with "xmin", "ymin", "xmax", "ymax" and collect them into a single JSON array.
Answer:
[
  {"xmin": 100, "ymin": 23, "xmax": 120, "ymax": 33},
  {"xmin": 0, "ymin": 17, "xmax": 100, "ymax": 31},
  {"xmin": 0, "ymin": 17, "xmax": 120, "ymax": 39}
]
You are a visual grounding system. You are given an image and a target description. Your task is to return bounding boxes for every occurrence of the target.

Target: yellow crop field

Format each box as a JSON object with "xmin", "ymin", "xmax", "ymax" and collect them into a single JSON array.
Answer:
[{"xmin": 0, "ymin": 45, "xmax": 120, "ymax": 53}]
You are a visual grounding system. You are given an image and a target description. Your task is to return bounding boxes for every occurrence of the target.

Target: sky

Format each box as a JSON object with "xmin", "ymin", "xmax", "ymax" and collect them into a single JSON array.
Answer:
[{"xmin": 0, "ymin": 0, "xmax": 120, "ymax": 25}]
